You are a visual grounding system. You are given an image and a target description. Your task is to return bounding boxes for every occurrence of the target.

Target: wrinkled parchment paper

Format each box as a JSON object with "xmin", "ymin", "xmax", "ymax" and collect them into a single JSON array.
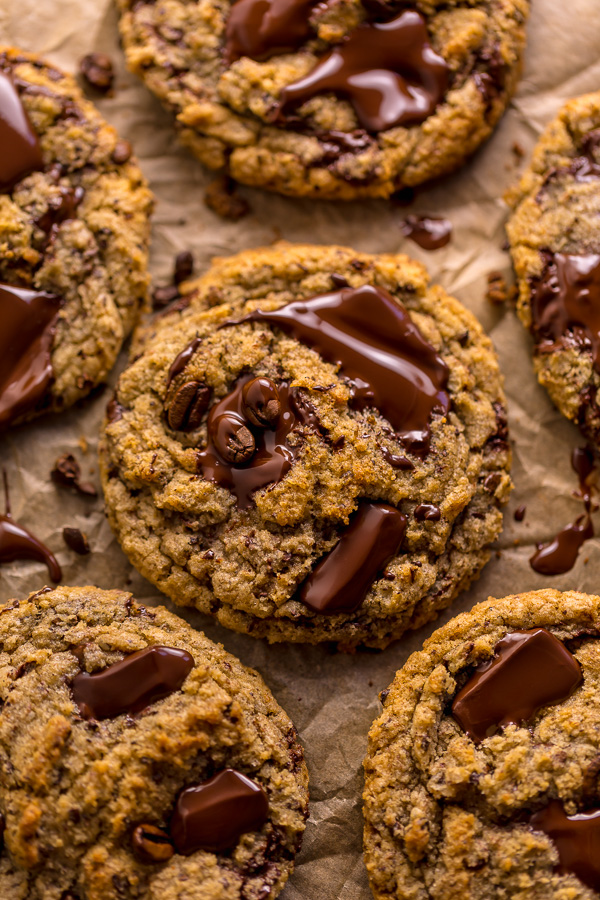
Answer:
[{"xmin": 2, "ymin": 1, "xmax": 600, "ymax": 895}]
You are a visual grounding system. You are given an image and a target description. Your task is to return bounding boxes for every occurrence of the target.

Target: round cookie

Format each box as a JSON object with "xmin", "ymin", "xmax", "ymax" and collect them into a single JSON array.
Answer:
[
  {"xmin": 115, "ymin": 0, "xmax": 529, "ymax": 200},
  {"xmin": 0, "ymin": 47, "xmax": 153, "ymax": 429},
  {"xmin": 100, "ymin": 244, "xmax": 511, "ymax": 650},
  {"xmin": 363, "ymin": 588, "xmax": 600, "ymax": 899},
  {"xmin": 0, "ymin": 585, "xmax": 308, "ymax": 900},
  {"xmin": 506, "ymin": 92, "xmax": 600, "ymax": 444}
]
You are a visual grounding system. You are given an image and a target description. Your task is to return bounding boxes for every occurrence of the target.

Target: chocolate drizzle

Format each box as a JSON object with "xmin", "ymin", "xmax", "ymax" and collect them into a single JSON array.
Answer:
[
  {"xmin": 0, "ymin": 283, "xmax": 62, "ymax": 428},
  {"xmin": 170, "ymin": 768, "xmax": 269, "ymax": 854},
  {"xmin": 400, "ymin": 216, "xmax": 452, "ymax": 251},
  {"xmin": 225, "ymin": 0, "xmax": 316, "ymax": 64},
  {"xmin": 197, "ymin": 375, "xmax": 314, "ymax": 508},
  {"xmin": 278, "ymin": 10, "xmax": 449, "ymax": 133},
  {"xmin": 0, "ymin": 473, "xmax": 61, "ymax": 582},
  {"xmin": 452, "ymin": 628, "xmax": 582, "ymax": 743},
  {"xmin": 530, "ymin": 800, "xmax": 600, "ymax": 891},
  {"xmin": 299, "ymin": 502, "xmax": 407, "ymax": 614},
  {"xmin": 530, "ymin": 252, "xmax": 600, "ymax": 369},
  {"xmin": 224, "ymin": 284, "xmax": 450, "ymax": 454},
  {"xmin": 167, "ymin": 337, "xmax": 202, "ymax": 388},
  {"xmin": 530, "ymin": 446, "xmax": 597, "ymax": 576},
  {"xmin": 71, "ymin": 645, "xmax": 194, "ymax": 719},
  {"xmin": 0, "ymin": 70, "xmax": 43, "ymax": 191}
]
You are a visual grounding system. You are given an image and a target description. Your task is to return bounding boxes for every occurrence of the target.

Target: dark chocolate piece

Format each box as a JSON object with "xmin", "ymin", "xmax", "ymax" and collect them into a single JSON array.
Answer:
[
  {"xmin": 62, "ymin": 527, "xmax": 90, "ymax": 556},
  {"xmin": 173, "ymin": 251, "xmax": 194, "ymax": 286},
  {"xmin": 514, "ymin": 504, "xmax": 526, "ymax": 522},
  {"xmin": 51, "ymin": 453, "xmax": 97, "ymax": 497},
  {"xmin": 242, "ymin": 376, "xmax": 281, "ymax": 427},
  {"xmin": 79, "ymin": 53, "xmax": 114, "ymax": 93},
  {"xmin": 279, "ymin": 10, "xmax": 448, "ymax": 133},
  {"xmin": 225, "ymin": 0, "xmax": 315, "ymax": 64},
  {"xmin": 0, "ymin": 70, "xmax": 43, "ymax": 191},
  {"xmin": 72, "ymin": 645, "xmax": 194, "ymax": 719},
  {"xmin": 167, "ymin": 338, "xmax": 202, "ymax": 388},
  {"xmin": 414, "ymin": 503, "xmax": 441, "ymax": 521},
  {"xmin": 299, "ymin": 502, "xmax": 407, "ymax": 614},
  {"xmin": 400, "ymin": 216, "xmax": 452, "ymax": 251},
  {"xmin": 0, "ymin": 283, "xmax": 62, "ymax": 428},
  {"xmin": 132, "ymin": 824, "xmax": 174, "ymax": 864},
  {"xmin": 0, "ymin": 473, "xmax": 61, "ymax": 582},
  {"xmin": 530, "ymin": 800, "xmax": 600, "ymax": 891},
  {"xmin": 170, "ymin": 768, "xmax": 269, "ymax": 854},
  {"xmin": 35, "ymin": 185, "xmax": 84, "ymax": 235},
  {"xmin": 204, "ymin": 174, "xmax": 251, "ymax": 222},
  {"xmin": 224, "ymin": 283, "xmax": 450, "ymax": 454},
  {"xmin": 452, "ymin": 628, "xmax": 582, "ymax": 743}
]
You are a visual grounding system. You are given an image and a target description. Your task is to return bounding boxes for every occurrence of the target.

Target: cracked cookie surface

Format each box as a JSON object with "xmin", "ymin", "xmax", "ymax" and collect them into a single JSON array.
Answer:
[
  {"xmin": 0, "ymin": 585, "xmax": 308, "ymax": 900},
  {"xmin": 100, "ymin": 244, "xmax": 511, "ymax": 649},
  {"xmin": 0, "ymin": 47, "xmax": 152, "ymax": 428},
  {"xmin": 364, "ymin": 589, "xmax": 600, "ymax": 900},
  {"xmin": 506, "ymin": 92, "xmax": 600, "ymax": 445},
  {"xmin": 115, "ymin": 0, "xmax": 529, "ymax": 199}
]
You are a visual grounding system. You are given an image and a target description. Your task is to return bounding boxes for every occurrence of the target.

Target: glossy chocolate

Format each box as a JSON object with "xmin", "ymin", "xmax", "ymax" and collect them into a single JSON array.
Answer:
[
  {"xmin": 170, "ymin": 768, "xmax": 269, "ymax": 854},
  {"xmin": 414, "ymin": 503, "xmax": 441, "ymax": 521},
  {"xmin": 167, "ymin": 337, "xmax": 202, "ymax": 388},
  {"xmin": 400, "ymin": 216, "xmax": 452, "ymax": 251},
  {"xmin": 0, "ymin": 283, "xmax": 62, "ymax": 428},
  {"xmin": 72, "ymin": 645, "xmax": 194, "ymax": 719},
  {"xmin": 299, "ymin": 502, "xmax": 407, "ymax": 614},
  {"xmin": 530, "ymin": 252, "xmax": 600, "ymax": 368},
  {"xmin": 530, "ymin": 800, "xmax": 600, "ymax": 891},
  {"xmin": 225, "ymin": 0, "xmax": 315, "ymax": 64},
  {"xmin": 279, "ymin": 10, "xmax": 448, "ymax": 132},
  {"xmin": 0, "ymin": 473, "xmax": 61, "ymax": 582},
  {"xmin": 226, "ymin": 284, "xmax": 450, "ymax": 454},
  {"xmin": 0, "ymin": 70, "xmax": 43, "ymax": 191},
  {"xmin": 452, "ymin": 628, "xmax": 582, "ymax": 743},
  {"xmin": 197, "ymin": 376, "xmax": 315, "ymax": 508}
]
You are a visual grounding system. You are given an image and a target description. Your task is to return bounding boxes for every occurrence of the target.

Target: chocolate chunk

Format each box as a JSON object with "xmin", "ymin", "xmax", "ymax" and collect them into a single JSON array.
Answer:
[
  {"xmin": 279, "ymin": 10, "xmax": 448, "ymax": 133},
  {"xmin": 224, "ymin": 0, "xmax": 315, "ymax": 64},
  {"xmin": 35, "ymin": 185, "xmax": 84, "ymax": 235},
  {"xmin": 0, "ymin": 70, "xmax": 44, "ymax": 191},
  {"xmin": 111, "ymin": 140, "xmax": 132, "ymax": 165},
  {"xmin": 71, "ymin": 645, "xmax": 194, "ymax": 719},
  {"xmin": 0, "ymin": 283, "xmax": 62, "ymax": 428},
  {"xmin": 299, "ymin": 502, "xmax": 407, "ymax": 614},
  {"xmin": 152, "ymin": 284, "xmax": 179, "ymax": 311},
  {"xmin": 224, "ymin": 284, "xmax": 450, "ymax": 455},
  {"xmin": 530, "ymin": 800, "xmax": 600, "ymax": 891},
  {"xmin": 204, "ymin": 174, "xmax": 250, "ymax": 221},
  {"xmin": 166, "ymin": 381, "xmax": 211, "ymax": 431},
  {"xmin": 51, "ymin": 453, "xmax": 97, "ymax": 497},
  {"xmin": 170, "ymin": 768, "xmax": 269, "ymax": 854},
  {"xmin": 514, "ymin": 504, "xmax": 526, "ymax": 522},
  {"xmin": 414, "ymin": 503, "xmax": 441, "ymax": 521},
  {"xmin": 62, "ymin": 527, "xmax": 90, "ymax": 556},
  {"xmin": 167, "ymin": 338, "xmax": 202, "ymax": 387},
  {"xmin": 79, "ymin": 53, "xmax": 114, "ymax": 93},
  {"xmin": 452, "ymin": 628, "xmax": 582, "ymax": 743},
  {"xmin": 242, "ymin": 377, "xmax": 281, "ymax": 427},
  {"xmin": 106, "ymin": 396, "xmax": 125, "ymax": 423},
  {"xmin": 173, "ymin": 251, "xmax": 194, "ymax": 286},
  {"xmin": 212, "ymin": 414, "xmax": 256, "ymax": 464},
  {"xmin": 400, "ymin": 216, "xmax": 452, "ymax": 251},
  {"xmin": 132, "ymin": 824, "xmax": 174, "ymax": 864}
]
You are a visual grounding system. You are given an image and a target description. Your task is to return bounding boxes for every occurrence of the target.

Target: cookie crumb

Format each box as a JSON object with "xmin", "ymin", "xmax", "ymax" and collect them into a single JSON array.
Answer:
[
  {"xmin": 486, "ymin": 271, "xmax": 508, "ymax": 305},
  {"xmin": 204, "ymin": 174, "xmax": 250, "ymax": 222}
]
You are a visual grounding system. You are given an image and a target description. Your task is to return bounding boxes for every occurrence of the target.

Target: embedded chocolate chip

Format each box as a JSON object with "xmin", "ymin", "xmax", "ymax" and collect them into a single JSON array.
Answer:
[
  {"xmin": 51, "ymin": 454, "xmax": 97, "ymax": 497},
  {"xmin": 166, "ymin": 381, "xmax": 211, "ymax": 431},
  {"xmin": 63, "ymin": 527, "xmax": 90, "ymax": 556},
  {"xmin": 212, "ymin": 414, "xmax": 256, "ymax": 464},
  {"xmin": 173, "ymin": 251, "xmax": 194, "ymax": 286},
  {"xmin": 242, "ymin": 377, "xmax": 281, "ymax": 428},
  {"xmin": 79, "ymin": 53, "xmax": 114, "ymax": 93},
  {"xmin": 112, "ymin": 140, "xmax": 132, "ymax": 165},
  {"xmin": 132, "ymin": 824, "xmax": 174, "ymax": 864}
]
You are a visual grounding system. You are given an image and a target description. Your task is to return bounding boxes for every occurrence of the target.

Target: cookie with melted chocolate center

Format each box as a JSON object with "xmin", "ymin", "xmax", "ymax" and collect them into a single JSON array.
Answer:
[
  {"xmin": 506, "ymin": 92, "xmax": 600, "ymax": 444},
  {"xmin": 0, "ymin": 47, "xmax": 152, "ymax": 428},
  {"xmin": 100, "ymin": 244, "xmax": 511, "ymax": 649},
  {"xmin": 364, "ymin": 589, "xmax": 600, "ymax": 900},
  {"xmin": 115, "ymin": 0, "xmax": 529, "ymax": 199},
  {"xmin": 0, "ymin": 585, "xmax": 308, "ymax": 900}
]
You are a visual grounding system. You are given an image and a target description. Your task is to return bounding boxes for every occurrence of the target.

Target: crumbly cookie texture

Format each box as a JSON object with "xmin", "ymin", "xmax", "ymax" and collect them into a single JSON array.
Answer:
[
  {"xmin": 115, "ymin": 0, "xmax": 529, "ymax": 199},
  {"xmin": 506, "ymin": 92, "xmax": 600, "ymax": 442},
  {"xmin": 0, "ymin": 47, "xmax": 152, "ymax": 424},
  {"xmin": 0, "ymin": 585, "xmax": 308, "ymax": 900},
  {"xmin": 363, "ymin": 589, "xmax": 600, "ymax": 900},
  {"xmin": 100, "ymin": 244, "xmax": 511, "ymax": 650}
]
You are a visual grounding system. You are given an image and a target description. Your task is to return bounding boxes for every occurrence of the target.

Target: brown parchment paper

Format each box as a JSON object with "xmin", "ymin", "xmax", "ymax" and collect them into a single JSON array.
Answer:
[{"xmin": 2, "ymin": 1, "xmax": 600, "ymax": 896}]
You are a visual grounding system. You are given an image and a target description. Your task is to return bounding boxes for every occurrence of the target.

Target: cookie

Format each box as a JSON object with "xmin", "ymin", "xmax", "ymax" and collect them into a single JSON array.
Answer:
[
  {"xmin": 0, "ymin": 585, "xmax": 308, "ymax": 899},
  {"xmin": 115, "ymin": 0, "xmax": 529, "ymax": 200},
  {"xmin": 506, "ymin": 92, "xmax": 600, "ymax": 444},
  {"xmin": 363, "ymin": 588, "xmax": 600, "ymax": 900},
  {"xmin": 0, "ymin": 48, "xmax": 153, "ymax": 429},
  {"xmin": 100, "ymin": 244, "xmax": 511, "ymax": 650}
]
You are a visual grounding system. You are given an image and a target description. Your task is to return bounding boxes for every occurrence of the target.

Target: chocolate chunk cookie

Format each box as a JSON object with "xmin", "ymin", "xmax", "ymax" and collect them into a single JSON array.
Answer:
[
  {"xmin": 363, "ymin": 588, "xmax": 600, "ymax": 899},
  {"xmin": 100, "ymin": 244, "xmax": 511, "ymax": 649},
  {"xmin": 0, "ymin": 585, "xmax": 308, "ymax": 899},
  {"xmin": 0, "ymin": 48, "xmax": 153, "ymax": 429},
  {"xmin": 115, "ymin": 0, "xmax": 529, "ymax": 199},
  {"xmin": 506, "ymin": 92, "xmax": 600, "ymax": 444}
]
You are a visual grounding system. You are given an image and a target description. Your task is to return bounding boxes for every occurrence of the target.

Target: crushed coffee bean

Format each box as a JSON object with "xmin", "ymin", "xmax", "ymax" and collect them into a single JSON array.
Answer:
[
  {"xmin": 132, "ymin": 824, "xmax": 174, "ymax": 864},
  {"xmin": 204, "ymin": 174, "xmax": 250, "ymax": 222},
  {"xmin": 212, "ymin": 415, "xmax": 256, "ymax": 464},
  {"xmin": 63, "ymin": 527, "xmax": 90, "ymax": 556},
  {"xmin": 79, "ymin": 53, "xmax": 114, "ymax": 93},
  {"xmin": 166, "ymin": 381, "xmax": 211, "ymax": 431},
  {"xmin": 242, "ymin": 377, "xmax": 281, "ymax": 427},
  {"xmin": 51, "ymin": 454, "xmax": 97, "ymax": 497}
]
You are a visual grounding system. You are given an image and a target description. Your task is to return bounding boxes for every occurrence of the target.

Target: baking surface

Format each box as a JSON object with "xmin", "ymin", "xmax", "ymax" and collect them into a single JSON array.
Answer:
[{"xmin": 1, "ymin": 1, "xmax": 600, "ymax": 896}]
